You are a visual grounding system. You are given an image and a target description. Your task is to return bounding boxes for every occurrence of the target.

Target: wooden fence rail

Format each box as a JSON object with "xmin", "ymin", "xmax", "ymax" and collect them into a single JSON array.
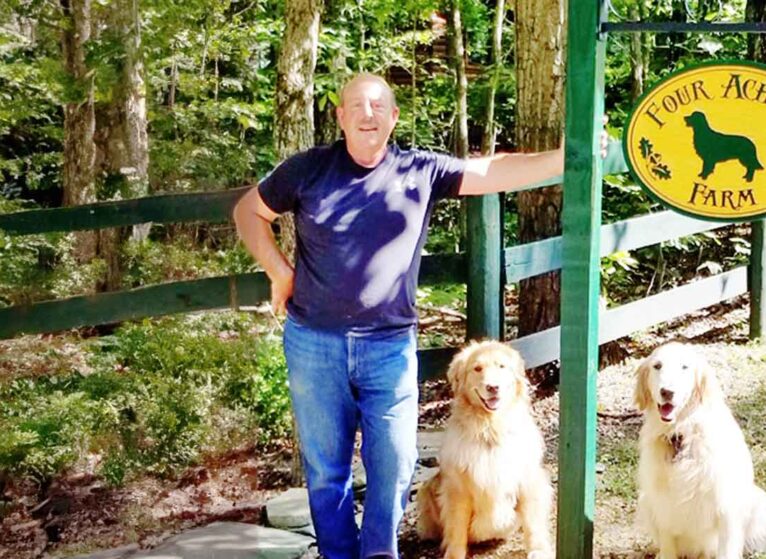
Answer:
[{"xmin": 0, "ymin": 171, "xmax": 746, "ymax": 382}]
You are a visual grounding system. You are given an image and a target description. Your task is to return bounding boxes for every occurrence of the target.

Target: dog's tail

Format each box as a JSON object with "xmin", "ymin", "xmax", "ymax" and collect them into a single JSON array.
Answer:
[{"xmin": 746, "ymin": 485, "xmax": 766, "ymax": 552}]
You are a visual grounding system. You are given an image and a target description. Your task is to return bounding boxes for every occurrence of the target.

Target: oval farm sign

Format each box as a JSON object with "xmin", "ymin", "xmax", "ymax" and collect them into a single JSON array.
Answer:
[{"xmin": 624, "ymin": 62, "xmax": 766, "ymax": 221}]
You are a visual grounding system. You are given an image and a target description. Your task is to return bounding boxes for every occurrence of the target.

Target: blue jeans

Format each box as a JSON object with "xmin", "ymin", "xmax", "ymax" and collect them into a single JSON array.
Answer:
[{"xmin": 283, "ymin": 316, "xmax": 419, "ymax": 559}]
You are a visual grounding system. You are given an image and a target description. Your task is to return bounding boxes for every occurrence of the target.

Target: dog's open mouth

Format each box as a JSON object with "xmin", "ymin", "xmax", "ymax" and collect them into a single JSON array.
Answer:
[
  {"xmin": 658, "ymin": 402, "xmax": 675, "ymax": 421},
  {"xmin": 476, "ymin": 390, "xmax": 501, "ymax": 412}
]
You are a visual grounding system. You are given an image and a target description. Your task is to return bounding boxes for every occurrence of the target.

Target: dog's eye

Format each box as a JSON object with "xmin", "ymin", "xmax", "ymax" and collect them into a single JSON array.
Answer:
[
  {"xmin": 473, "ymin": 365, "xmax": 483, "ymax": 373},
  {"xmin": 498, "ymin": 363, "xmax": 506, "ymax": 369},
  {"xmin": 681, "ymin": 364, "xmax": 689, "ymax": 371},
  {"xmin": 653, "ymin": 362, "xmax": 662, "ymax": 370}
]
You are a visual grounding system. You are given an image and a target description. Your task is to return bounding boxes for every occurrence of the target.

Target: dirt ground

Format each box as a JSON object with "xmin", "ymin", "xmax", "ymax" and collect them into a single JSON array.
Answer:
[{"xmin": 1, "ymin": 298, "xmax": 764, "ymax": 559}]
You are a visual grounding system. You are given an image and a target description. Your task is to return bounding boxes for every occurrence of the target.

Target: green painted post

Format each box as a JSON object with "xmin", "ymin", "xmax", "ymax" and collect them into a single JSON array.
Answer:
[
  {"xmin": 557, "ymin": 0, "xmax": 606, "ymax": 557},
  {"xmin": 750, "ymin": 220, "xmax": 766, "ymax": 340},
  {"xmin": 466, "ymin": 195, "xmax": 503, "ymax": 340}
]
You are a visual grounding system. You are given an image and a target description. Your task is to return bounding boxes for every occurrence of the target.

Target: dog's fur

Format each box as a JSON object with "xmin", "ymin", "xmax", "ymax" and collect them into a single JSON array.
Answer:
[
  {"xmin": 684, "ymin": 111, "xmax": 763, "ymax": 183},
  {"xmin": 416, "ymin": 341, "xmax": 553, "ymax": 559},
  {"xmin": 635, "ymin": 342, "xmax": 766, "ymax": 559}
]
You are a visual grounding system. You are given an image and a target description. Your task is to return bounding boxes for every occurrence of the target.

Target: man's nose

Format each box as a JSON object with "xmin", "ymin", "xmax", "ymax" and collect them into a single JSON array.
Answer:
[{"xmin": 362, "ymin": 101, "xmax": 373, "ymax": 118}]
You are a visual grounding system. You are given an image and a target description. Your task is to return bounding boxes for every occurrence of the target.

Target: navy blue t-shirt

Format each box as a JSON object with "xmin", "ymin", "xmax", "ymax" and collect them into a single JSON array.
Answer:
[{"xmin": 258, "ymin": 140, "xmax": 465, "ymax": 332}]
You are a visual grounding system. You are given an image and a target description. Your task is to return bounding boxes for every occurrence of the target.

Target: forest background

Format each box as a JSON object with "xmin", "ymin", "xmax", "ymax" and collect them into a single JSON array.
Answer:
[{"xmin": 0, "ymin": 0, "xmax": 765, "ymax": 534}]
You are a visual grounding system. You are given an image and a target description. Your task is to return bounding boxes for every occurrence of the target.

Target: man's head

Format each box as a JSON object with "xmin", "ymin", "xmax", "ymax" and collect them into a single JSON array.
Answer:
[{"xmin": 336, "ymin": 73, "xmax": 399, "ymax": 167}]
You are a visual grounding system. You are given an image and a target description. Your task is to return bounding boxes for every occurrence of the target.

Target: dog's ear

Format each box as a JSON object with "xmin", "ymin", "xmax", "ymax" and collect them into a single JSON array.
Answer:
[
  {"xmin": 446, "ymin": 344, "xmax": 472, "ymax": 395},
  {"xmin": 634, "ymin": 358, "xmax": 652, "ymax": 411},
  {"xmin": 502, "ymin": 345, "xmax": 530, "ymax": 402},
  {"xmin": 693, "ymin": 354, "xmax": 720, "ymax": 406}
]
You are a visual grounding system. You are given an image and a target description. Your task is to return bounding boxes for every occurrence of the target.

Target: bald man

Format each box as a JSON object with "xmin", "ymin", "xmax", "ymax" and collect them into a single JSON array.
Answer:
[{"xmin": 235, "ymin": 73, "xmax": 587, "ymax": 559}]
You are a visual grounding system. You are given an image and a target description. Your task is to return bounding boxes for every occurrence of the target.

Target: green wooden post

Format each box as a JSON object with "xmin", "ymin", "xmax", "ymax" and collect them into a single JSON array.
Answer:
[
  {"xmin": 466, "ymin": 195, "xmax": 504, "ymax": 340},
  {"xmin": 557, "ymin": 0, "xmax": 606, "ymax": 557},
  {"xmin": 750, "ymin": 220, "xmax": 766, "ymax": 340}
]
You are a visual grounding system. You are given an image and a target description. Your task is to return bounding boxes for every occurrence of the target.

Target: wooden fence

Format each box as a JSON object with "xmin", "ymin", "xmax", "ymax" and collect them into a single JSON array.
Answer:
[{"xmin": 0, "ymin": 143, "xmax": 754, "ymax": 378}]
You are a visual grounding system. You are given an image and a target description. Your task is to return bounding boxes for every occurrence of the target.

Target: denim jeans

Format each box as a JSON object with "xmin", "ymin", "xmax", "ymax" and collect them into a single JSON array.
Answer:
[{"xmin": 283, "ymin": 316, "xmax": 419, "ymax": 559}]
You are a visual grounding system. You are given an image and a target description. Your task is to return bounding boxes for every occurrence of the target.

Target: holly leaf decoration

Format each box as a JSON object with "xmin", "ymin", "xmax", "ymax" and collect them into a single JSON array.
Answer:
[
  {"xmin": 653, "ymin": 163, "xmax": 672, "ymax": 180},
  {"xmin": 640, "ymin": 137, "xmax": 653, "ymax": 159}
]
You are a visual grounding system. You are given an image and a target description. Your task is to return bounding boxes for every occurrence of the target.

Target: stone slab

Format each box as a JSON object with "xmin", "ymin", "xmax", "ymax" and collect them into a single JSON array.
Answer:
[
  {"xmin": 266, "ymin": 488, "xmax": 312, "ymax": 529},
  {"xmin": 130, "ymin": 522, "xmax": 313, "ymax": 559}
]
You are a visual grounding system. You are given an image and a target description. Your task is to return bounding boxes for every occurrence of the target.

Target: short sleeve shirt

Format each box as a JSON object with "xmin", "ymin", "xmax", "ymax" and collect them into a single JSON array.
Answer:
[{"xmin": 258, "ymin": 140, "xmax": 465, "ymax": 332}]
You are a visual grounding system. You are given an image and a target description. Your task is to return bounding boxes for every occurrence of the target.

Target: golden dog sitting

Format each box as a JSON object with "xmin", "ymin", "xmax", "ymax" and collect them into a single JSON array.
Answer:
[
  {"xmin": 635, "ymin": 342, "xmax": 766, "ymax": 559},
  {"xmin": 416, "ymin": 341, "xmax": 554, "ymax": 559}
]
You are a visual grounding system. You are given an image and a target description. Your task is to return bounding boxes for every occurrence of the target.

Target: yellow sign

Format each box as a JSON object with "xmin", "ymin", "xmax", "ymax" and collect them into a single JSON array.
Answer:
[{"xmin": 624, "ymin": 62, "xmax": 766, "ymax": 221}]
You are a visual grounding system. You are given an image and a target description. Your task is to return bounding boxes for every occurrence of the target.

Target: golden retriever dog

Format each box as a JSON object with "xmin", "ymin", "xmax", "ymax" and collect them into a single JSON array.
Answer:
[
  {"xmin": 635, "ymin": 342, "xmax": 766, "ymax": 559},
  {"xmin": 416, "ymin": 341, "xmax": 553, "ymax": 559}
]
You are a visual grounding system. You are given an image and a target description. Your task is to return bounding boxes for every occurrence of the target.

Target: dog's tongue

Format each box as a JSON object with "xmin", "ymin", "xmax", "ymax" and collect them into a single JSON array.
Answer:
[
  {"xmin": 484, "ymin": 397, "xmax": 501, "ymax": 411},
  {"xmin": 658, "ymin": 403, "xmax": 675, "ymax": 421}
]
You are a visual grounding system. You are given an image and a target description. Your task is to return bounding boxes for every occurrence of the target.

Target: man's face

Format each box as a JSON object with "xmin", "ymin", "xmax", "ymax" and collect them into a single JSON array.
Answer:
[{"xmin": 336, "ymin": 78, "xmax": 399, "ymax": 156}]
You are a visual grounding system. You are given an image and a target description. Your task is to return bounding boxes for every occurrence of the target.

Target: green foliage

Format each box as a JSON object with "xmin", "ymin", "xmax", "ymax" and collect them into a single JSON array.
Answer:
[
  {"xmin": 597, "ymin": 435, "xmax": 639, "ymax": 502},
  {"xmin": 122, "ymin": 235, "xmax": 257, "ymax": 287},
  {"xmin": 0, "ymin": 312, "xmax": 291, "ymax": 484}
]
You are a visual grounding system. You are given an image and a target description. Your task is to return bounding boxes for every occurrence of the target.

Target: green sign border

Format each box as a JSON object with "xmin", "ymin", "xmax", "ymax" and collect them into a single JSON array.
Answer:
[{"xmin": 622, "ymin": 59, "xmax": 766, "ymax": 223}]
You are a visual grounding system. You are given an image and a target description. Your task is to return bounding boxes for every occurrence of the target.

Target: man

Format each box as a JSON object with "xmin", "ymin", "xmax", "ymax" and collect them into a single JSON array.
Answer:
[{"xmin": 234, "ymin": 73, "xmax": 603, "ymax": 559}]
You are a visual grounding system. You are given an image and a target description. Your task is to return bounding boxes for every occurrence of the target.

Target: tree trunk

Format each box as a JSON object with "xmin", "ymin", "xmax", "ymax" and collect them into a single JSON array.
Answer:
[
  {"xmin": 629, "ymin": 4, "xmax": 652, "ymax": 101},
  {"xmin": 315, "ymin": 0, "xmax": 344, "ymax": 145},
  {"xmin": 275, "ymin": 0, "xmax": 322, "ymax": 265},
  {"xmin": 274, "ymin": 0, "xmax": 322, "ymax": 487},
  {"xmin": 481, "ymin": 0, "xmax": 505, "ymax": 156},
  {"xmin": 747, "ymin": 0, "xmax": 766, "ymax": 62},
  {"xmin": 514, "ymin": 0, "xmax": 566, "ymax": 338},
  {"xmin": 448, "ymin": 0, "xmax": 469, "ymax": 159},
  {"xmin": 61, "ymin": 0, "xmax": 97, "ymax": 264},
  {"xmin": 94, "ymin": 0, "xmax": 149, "ymax": 291}
]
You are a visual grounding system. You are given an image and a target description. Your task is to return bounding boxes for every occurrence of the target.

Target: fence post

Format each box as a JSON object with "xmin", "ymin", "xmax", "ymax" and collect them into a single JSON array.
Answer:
[
  {"xmin": 557, "ymin": 0, "xmax": 607, "ymax": 557},
  {"xmin": 750, "ymin": 220, "xmax": 766, "ymax": 340},
  {"xmin": 466, "ymin": 195, "xmax": 504, "ymax": 340}
]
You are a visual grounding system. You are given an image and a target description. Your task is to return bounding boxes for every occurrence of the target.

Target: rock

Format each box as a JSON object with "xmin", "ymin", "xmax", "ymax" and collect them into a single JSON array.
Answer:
[
  {"xmin": 130, "ymin": 522, "xmax": 313, "ymax": 559},
  {"xmin": 266, "ymin": 488, "xmax": 312, "ymax": 529}
]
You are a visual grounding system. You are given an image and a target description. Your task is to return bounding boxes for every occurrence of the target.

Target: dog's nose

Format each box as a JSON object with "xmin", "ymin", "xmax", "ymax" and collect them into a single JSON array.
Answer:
[
  {"xmin": 660, "ymin": 388, "xmax": 674, "ymax": 401},
  {"xmin": 485, "ymin": 384, "xmax": 499, "ymax": 395}
]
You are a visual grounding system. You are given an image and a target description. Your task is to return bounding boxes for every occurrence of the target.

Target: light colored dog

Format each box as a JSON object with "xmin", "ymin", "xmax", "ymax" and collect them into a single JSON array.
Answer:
[
  {"xmin": 416, "ymin": 341, "xmax": 553, "ymax": 559},
  {"xmin": 635, "ymin": 342, "xmax": 766, "ymax": 559}
]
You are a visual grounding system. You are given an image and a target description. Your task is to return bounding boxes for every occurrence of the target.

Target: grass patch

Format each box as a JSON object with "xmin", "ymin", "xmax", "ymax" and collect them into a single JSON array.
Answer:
[
  {"xmin": 731, "ymin": 382, "xmax": 766, "ymax": 487},
  {"xmin": 597, "ymin": 435, "xmax": 639, "ymax": 502}
]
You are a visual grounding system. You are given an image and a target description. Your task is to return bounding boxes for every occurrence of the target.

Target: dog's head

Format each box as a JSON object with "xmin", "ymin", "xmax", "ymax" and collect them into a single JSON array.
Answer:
[
  {"xmin": 684, "ymin": 111, "xmax": 708, "ymax": 129},
  {"xmin": 634, "ymin": 342, "xmax": 719, "ymax": 423},
  {"xmin": 446, "ymin": 340, "xmax": 528, "ymax": 413}
]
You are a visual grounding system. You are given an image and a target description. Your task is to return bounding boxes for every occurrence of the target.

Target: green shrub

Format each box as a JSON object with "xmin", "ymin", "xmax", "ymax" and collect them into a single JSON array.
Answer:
[{"xmin": 0, "ymin": 312, "xmax": 291, "ymax": 484}]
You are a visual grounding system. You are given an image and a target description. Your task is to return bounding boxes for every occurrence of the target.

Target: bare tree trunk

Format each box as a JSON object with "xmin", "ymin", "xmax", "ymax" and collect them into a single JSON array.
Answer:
[
  {"xmin": 747, "ymin": 0, "xmax": 766, "ymax": 61},
  {"xmin": 629, "ymin": 4, "xmax": 651, "ymax": 101},
  {"xmin": 515, "ymin": 0, "xmax": 566, "ymax": 342},
  {"xmin": 61, "ymin": 0, "xmax": 97, "ymax": 264},
  {"xmin": 274, "ymin": 0, "xmax": 322, "ymax": 487},
  {"xmin": 448, "ymin": 0, "xmax": 468, "ymax": 159},
  {"xmin": 94, "ymin": 0, "xmax": 149, "ymax": 291},
  {"xmin": 481, "ymin": 0, "xmax": 505, "ymax": 156},
  {"xmin": 275, "ymin": 0, "xmax": 322, "ymax": 266},
  {"xmin": 315, "ymin": 0, "xmax": 344, "ymax": 145}
]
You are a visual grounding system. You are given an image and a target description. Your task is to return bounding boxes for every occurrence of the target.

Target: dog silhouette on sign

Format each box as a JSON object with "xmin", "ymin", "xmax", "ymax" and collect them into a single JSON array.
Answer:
[{"xmin": 684, "ymin": 111, "xmax": 763, "ymax": 183}]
